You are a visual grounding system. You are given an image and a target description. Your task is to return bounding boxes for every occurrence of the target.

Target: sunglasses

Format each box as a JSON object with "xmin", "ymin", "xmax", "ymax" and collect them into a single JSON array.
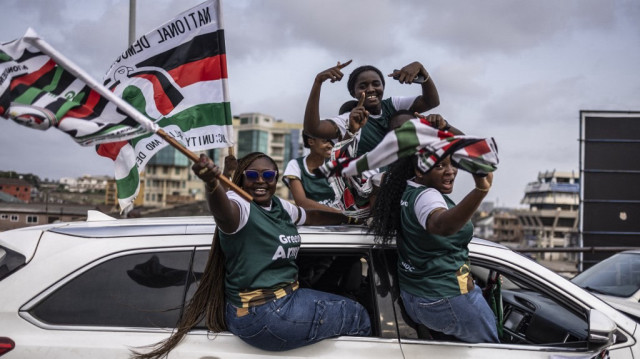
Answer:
[{"xmin": 243, "ymin": 170, "xmax": 278, "ymax": 183}]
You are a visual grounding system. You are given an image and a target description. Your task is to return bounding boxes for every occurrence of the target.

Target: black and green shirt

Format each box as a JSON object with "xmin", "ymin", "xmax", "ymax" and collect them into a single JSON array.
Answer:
[
  {"xmin": 329, "ymin": 96, "xmax": 417, "ymax": 156},
  {"xmin": 283, "ymin": 156, "xmax": 339, "ymax": 208},
  {"xmin": 219, "ymin": 195, "xmax": 302, "ymax": 307},
  {"xmin": 398, "ymin": 183, "xmax": 475, "ymax": 298}
]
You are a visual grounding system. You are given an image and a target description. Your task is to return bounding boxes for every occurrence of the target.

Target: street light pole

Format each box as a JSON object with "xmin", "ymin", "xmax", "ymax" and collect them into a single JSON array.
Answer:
[{"xmin": 128, "ymin": 0, "xmax": 136, "ymax": 45}]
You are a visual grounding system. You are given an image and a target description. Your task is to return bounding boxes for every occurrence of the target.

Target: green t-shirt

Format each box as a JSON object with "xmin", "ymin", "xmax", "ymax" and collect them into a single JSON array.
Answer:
[
  {"xmin": 283, "ymin": 157, "xmax": 337, "ymax": 207},
  {"xmin": 356, "ymin": 98, "xmax": 397, "ymax": 156},
  {"xmin": 219, "ymin": 197, "xmax": 301, "ymax": 307},
  {"xmin": 398, "ymin": 184, "xmax": 475, "ymax": 298}
]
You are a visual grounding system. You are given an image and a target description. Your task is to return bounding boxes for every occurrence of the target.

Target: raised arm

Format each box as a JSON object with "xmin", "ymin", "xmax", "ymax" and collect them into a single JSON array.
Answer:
[
  {"xmin": 287, "ymin": 178, "xmax": 342, "ymax": 213},
  {"xmin": 427, "ymin": 172, "xmax": 493, "ymax": 236},
  {"xmin": 192, "ymin": 154, "xmax": 241, "ymax": 233},
  {"xmin": 304, "ymin": 60, "xmax": 353, "ymax": 140},
  {"xmin": 389, "ymin": 61, "xmax": 440, "ymax": 113}
]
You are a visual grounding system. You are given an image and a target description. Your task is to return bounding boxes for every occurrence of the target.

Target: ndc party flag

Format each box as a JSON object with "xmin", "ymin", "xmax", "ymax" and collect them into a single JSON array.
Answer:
[
  {"xmin": 0, "ymin": 29, "xmax": 156, "ymax": 146},
  {"xmin": 317, "ymin": 117, "xmax": 499, "ymax": 178},
  {"xmin": 96, "ymin": 0, "xmax": 234, "ymax": 212}
]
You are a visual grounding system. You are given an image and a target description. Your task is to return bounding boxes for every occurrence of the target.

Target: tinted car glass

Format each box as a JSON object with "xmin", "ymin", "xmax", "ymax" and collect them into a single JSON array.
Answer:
[
  {"xmin": 191, "ymin": 249, "xmax": 210, "ymax": 330},
  {"xmin": 0, "ymin": 246, "xmax": 26, "ymax": 281},
  {"xmin": 31, "ymin": 251, "xmax": 193, "ymax": 327},
  {"xmin": 573, "ymin": 252, "xmax": 640, "ymax": 297}
]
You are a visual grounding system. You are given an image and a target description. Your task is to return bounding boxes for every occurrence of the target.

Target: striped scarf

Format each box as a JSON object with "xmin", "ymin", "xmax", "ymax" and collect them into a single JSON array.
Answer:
[{"xmin": 317, "ymin": 118, "xmax": 499, "ymax": 177}]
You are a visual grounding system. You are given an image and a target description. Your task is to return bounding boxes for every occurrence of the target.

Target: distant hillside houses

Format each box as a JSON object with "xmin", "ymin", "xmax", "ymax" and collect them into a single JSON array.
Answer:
[
  {"xmin": 0, "ymin": 178, "xmax": 32, "ymax": 203},
  {"xmin": 59, "ymin": 175, "xmax": 112, "ymax": 193}
]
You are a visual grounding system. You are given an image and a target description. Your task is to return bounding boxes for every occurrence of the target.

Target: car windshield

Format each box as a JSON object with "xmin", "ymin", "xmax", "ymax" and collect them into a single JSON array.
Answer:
[{"xmin": 572, "ymin": 252, "xmax": 640, "ymax": 297}]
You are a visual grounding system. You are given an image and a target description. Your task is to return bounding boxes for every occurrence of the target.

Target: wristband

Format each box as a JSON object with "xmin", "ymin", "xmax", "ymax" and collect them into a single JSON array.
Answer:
[{"xmin": 474, "ymin": 187, "xmax": 490, "ymax": 193}]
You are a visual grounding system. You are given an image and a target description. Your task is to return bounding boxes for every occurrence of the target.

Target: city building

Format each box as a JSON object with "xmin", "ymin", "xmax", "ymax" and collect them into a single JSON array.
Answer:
[
  {"xmin": 516, "ymin": 170, "xmax": 580, "ymax": 262},
  {"xmin": 142, "ymin": 145, "xmax": 194, "ymax": 208},
  {"xmin": 473, "ymin": 207, "xmax": 523, "ymax": 248},
  {"xmin": 0, "ymin": 203, "xmax": 98, "ymax": 231},
  {"xmin": 0, "ymin": 178, "xmax": 32, "ymax": 203},
  {"xmin": 59, "ymin": 175, "xmax": 110, "ymax": 193}
]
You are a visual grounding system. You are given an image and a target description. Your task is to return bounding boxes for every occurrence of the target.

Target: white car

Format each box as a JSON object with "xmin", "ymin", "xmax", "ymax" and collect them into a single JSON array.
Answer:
[
  {"xmin": 0, "ymin": 212, "xmax": 637, "ymax": 358},
  {"xmin": 572, "ymin": 250, "xmax": 640, "ymax": 322}
]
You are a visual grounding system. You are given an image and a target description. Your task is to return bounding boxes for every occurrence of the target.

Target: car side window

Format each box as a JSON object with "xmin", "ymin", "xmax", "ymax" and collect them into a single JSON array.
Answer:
[
  {"xmin": 470, "ymin": 263, "xmax": 590, "ymax": 346},
  {"xmin": 30, "ymin": 251, "xmax": 193, "ymax": 328}
]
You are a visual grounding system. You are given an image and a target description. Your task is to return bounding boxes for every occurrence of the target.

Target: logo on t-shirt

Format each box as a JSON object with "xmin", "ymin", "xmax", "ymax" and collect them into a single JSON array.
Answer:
[{"xmin": 271, "ymin": 234, "xmax": 301, "ymax": 260}]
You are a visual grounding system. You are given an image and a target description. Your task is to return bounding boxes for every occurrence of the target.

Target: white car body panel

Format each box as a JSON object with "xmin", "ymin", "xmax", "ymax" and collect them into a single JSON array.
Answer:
[{"xmin": 0, "ymin": 216, "xmax": 638, "ymax": 358}]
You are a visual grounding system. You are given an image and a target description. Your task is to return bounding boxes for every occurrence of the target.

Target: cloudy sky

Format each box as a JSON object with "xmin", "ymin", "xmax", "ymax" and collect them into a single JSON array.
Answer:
[{"xmin": 1, "ymin": 0, "xmax": 639, "ymax": 207}]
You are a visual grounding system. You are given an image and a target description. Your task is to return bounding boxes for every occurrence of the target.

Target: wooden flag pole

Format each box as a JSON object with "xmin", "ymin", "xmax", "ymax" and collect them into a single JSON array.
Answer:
[{"xmin": 156, "ymin": 129, "xmax": 252, "ymax": 201}]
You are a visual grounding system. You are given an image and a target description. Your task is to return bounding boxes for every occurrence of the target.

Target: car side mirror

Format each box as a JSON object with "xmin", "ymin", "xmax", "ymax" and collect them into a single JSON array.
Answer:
[{"xmin": 588, "ymin": 309, "xmax": 616, "ymax": 348}]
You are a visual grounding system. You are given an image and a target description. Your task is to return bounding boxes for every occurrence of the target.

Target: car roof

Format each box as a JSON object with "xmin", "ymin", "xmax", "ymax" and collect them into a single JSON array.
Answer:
[{"xmin": 1, "ymin": 214, "xmax": 512, "ymax": 253}]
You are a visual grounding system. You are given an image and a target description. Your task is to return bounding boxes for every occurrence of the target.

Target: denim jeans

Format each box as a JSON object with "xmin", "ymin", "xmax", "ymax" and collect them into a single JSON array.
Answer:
[
  {"xmin": 225, "ymin": 288, "xmax": 371, "ymax": 351},
  {"xmin": 401, "ymin": 285, "xmax": 499, "ymax": 343}
]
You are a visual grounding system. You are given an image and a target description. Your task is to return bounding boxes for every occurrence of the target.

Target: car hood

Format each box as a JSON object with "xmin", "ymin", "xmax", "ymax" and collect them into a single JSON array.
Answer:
[{"xmin": 593, "ymin": 293, "xmax": 640, "ymax": 321}]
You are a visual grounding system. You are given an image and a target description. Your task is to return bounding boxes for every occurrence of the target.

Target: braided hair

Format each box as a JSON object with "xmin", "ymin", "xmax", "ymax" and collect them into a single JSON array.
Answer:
[
  {"xmin": 347, "ymin": 65, "xmax": 385, "ymax": 97},
  {"xmin": 368, "ymin": 155, "xmax": 417, "ymax": 244},
  {"xmin": 133, "ymin": 152, "xmax": 278, "ymax": 359}
]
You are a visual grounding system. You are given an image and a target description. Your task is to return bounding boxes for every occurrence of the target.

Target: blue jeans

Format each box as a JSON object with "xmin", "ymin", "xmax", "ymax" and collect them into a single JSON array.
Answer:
[
  {"xmin": 225, "ymin": 288, "xmax": 371, "ymax": 351},
  {"xmin": 401, "ymin": 285, "xmax": 499, "ymax": 343}
]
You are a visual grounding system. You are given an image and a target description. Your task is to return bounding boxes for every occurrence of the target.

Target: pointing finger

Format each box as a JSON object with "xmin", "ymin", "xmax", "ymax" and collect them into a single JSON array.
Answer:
[
  {"xmin": 337, "ymin": 59, "xmax": 353, "ymax": 69},
  {"xmin": 358, "ymin": 92, "xmax": 365, "ymax": 107}
]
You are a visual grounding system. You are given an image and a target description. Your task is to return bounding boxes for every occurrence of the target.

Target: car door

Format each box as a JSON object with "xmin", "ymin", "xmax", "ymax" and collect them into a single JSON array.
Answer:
[
  {"xmin": 380, "ymin": 249, "xmax": 622, "ymax": 359},
  {"xmin": 172, "ymin": 246, "xmax": 405, "ymax": 359}
]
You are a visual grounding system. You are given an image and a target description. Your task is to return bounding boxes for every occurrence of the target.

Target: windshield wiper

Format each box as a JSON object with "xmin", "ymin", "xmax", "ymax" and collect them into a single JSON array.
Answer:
[{"xmin": 583, "ymin": 286, "xmax": 611, "ymax": 295}]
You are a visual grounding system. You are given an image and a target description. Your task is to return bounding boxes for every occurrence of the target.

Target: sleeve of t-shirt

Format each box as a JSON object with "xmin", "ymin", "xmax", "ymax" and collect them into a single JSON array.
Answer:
[
  {"xmin": 282, "ymin": 159, "xmax": 302, "ymax": 187},
  {"xmin": 391, "ymin": 95, "xmax": 419, "ymax": 111},
  {"xmin": 279, "ymin": 197, "xmax": 307, "ymax": 225},
  {"xmin": 220, "ymin": 191, "xmax": 250, "ymax": 235},
  {"xmin": 414, "ymin": 188, "xmax": 447, "ymax": 230}
]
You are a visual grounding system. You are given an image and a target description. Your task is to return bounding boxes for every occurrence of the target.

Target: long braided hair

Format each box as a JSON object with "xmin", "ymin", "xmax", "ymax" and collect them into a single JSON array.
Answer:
[
  {"xmin": 368, "ymin": 155, "xmax": 417, "ymax": 244},
  {"xmin": 132, "ymin": 152, "xmax": 278, "ymax": 359}
]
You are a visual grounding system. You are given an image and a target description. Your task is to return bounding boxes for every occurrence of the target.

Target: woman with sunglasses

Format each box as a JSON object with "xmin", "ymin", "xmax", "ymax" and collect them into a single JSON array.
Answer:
[
  {"xmin": 283, "ymin": 132, "xmax": 341, "ymax": 212},
  {"xmin": 134, "ymin": 152, "xmax": 370, "ymax": 358}
]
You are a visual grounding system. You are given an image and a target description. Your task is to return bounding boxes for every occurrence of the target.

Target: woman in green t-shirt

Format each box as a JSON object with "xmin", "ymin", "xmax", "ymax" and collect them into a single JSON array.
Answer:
[
  {"xmin": 134, "ymin": 152, "xmax": 370, "ymax": 359},
  {"xmin": 369, "ymin": 154, "xmax": 499, "ymax": 343},
  {"xmin": 303, "ymin": 60, "xmax": 440, "ymax": 156},
  {"xmin": 283, "ymin": 132, "xmax": 341, "ymax": 212}
]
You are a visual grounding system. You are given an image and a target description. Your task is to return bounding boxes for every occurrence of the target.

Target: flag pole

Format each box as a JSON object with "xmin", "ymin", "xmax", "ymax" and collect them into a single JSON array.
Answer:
[{"xmin": 24, "ymin": 29, "xmax": 252, "ymax": 202}]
